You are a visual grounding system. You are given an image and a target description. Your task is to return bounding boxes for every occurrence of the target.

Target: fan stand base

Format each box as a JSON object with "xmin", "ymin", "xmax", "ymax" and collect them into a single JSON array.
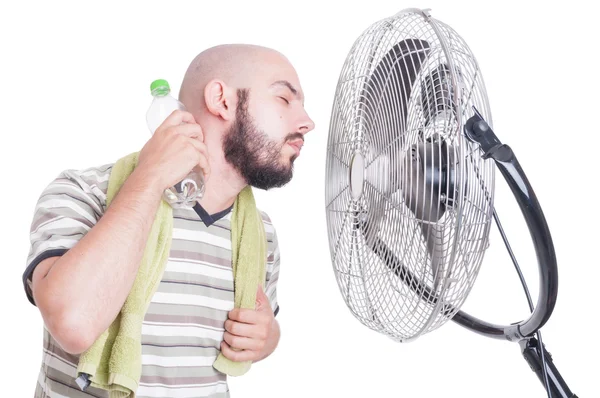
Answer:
[{"xmin": 519, "ymin": 337, "xmax": 578, "ymax": 398}]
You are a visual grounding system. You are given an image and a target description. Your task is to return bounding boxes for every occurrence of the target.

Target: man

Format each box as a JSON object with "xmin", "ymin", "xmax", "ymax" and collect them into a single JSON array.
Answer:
[{"xmin": 22, "ymin": 44, "xmax": 315, "ymax": 397}]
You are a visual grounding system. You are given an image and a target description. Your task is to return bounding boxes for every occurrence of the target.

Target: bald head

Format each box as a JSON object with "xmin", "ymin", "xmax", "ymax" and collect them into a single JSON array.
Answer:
[{"xmin": 179, "ymin": 44, "xmax": 292, "ymax": 112}]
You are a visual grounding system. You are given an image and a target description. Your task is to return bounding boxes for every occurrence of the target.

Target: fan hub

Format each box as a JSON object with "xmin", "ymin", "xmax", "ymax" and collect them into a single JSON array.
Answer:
[{"xmin": 349, "ymin": 152, "xmax": 365, "ymax": 200}]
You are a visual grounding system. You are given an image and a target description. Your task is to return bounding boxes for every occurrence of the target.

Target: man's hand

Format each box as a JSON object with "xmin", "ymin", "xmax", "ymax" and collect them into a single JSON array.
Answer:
[
  {"xmin": 137, "ymin": 110, "xmax": 210, "ymax": 195},
  {"xmin": 221, "ymin": 286, "xmax": 280, "ymax": 363}
]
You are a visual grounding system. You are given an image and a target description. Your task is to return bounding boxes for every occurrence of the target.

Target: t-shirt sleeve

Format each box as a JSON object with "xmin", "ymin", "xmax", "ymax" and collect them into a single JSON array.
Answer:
[
  {"xmin": 261, "ymin": 211, "xmax": 281, "ymax": 317},
  {"xmin": 23, "ymin": 165, "xmax": 111, "ymax": 306}
]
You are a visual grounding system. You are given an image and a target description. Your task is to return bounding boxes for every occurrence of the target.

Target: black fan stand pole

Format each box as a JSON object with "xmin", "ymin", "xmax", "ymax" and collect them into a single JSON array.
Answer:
[
  {"xmin": 519, "ymin": 337, "xmax": 576, "ymax": 398},
  {"xmin": 455, "ymin": 110, "xmax": 577, "ymax": 398}
]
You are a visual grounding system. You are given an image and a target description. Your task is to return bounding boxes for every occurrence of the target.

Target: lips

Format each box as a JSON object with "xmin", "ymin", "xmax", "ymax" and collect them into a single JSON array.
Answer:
[{"xmin": 287, "ymin": 139, "xmax": 304, "ymax": 154}]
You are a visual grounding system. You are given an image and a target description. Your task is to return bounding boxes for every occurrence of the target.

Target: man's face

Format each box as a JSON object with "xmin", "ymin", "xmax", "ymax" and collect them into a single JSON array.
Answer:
[{"xmin": 222, "ymin": 72, "xmax": 315, "ymax": 190}]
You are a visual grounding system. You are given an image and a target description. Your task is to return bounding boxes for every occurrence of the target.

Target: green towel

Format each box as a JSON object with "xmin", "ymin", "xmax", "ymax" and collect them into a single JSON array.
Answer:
[
  {"xmin": 75, "ymin": 151, "xmax": 173, "ymax": 397},
  {"xmin": 74, "ymin": 151, "xmax": 267, "ymax": 396},
  {"xmin": 212, "ymin": 184, "xmax": 267, "ymax": 376}
]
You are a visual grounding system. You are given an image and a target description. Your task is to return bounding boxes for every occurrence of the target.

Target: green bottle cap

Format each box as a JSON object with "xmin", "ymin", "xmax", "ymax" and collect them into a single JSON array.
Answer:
[{"xmin": 150, "ymin": 79, "xmax": 170, "ymax": 95}]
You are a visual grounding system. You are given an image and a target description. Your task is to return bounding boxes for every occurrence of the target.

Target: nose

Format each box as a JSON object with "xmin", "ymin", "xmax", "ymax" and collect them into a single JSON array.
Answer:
[{"xmin": 297, "ymin": 108, "xmax": 315, "ymax": 135}]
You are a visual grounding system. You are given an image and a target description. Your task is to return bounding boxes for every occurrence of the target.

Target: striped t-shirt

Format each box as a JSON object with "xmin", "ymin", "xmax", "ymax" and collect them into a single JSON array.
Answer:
[{"xmin": 23, "ymin": 162, "xmax": 281, "ymax": 398}]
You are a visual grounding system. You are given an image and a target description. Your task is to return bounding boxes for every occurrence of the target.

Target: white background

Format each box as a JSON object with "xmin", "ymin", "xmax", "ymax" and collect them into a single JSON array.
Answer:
[{"xmin": 1, "ymin": 1, "xmax": 598, "ymax": 397}]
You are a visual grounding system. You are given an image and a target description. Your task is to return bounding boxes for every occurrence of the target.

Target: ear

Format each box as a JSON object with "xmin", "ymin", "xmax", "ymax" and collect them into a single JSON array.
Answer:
[{"xmin": 204, "ymin": 79, "xmax": 235, "ymax": 121}]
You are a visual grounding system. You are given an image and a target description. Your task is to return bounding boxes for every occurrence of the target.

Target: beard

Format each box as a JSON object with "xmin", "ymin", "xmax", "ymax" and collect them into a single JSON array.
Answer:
[{"xmin": 222, "ymin": 88, "xmax": 302, "ymax": 190}]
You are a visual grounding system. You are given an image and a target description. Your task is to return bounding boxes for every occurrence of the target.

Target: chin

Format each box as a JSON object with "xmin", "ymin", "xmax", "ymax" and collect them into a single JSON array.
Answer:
[{"xmin": 280, "ymin": 155, "xmax": 294, "ymax": 166}]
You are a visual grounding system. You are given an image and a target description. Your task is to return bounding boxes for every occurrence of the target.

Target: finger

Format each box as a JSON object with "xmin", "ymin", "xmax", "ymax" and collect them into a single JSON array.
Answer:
[
  {"xmin": 220, "ymin": 341, "xmax": 256, "ymax": 362},
  {"xmin": 186, "ymin": 139, "xmax": 211, "ymax": 179},
  {"xmin": 255, "ymin": 285, "xmax": 269, "ymax": 309},
  {"xmin": 171, "ymin": 122, "xmax": 204, "ymax": 140},
  {"xmin": 228, "ymin": 308, "xmax": 263, "ymax": 324},
  {"xmin": 224, "ymin": 319, "xmax": 266, "ymax": 339},
  {"xmin": 164, "ymin": 109, "xmax": 197, "ymax": 127},
  {"xmin": 196, "ymin": 154, "xmax": 211, "ymax": 182},
  {"xmin": 223, "ymin": 331, "xmax": 263, "ymax": 351}
]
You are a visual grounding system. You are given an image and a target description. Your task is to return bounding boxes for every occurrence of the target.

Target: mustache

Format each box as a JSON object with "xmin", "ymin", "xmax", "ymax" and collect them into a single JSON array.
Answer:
[{"xmin": 285, "ymin": 132, "xmax": 304, "ymax": 143}]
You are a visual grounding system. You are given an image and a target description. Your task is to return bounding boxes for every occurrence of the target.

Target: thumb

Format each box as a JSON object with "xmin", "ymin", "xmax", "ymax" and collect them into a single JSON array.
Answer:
[{"xmin": 255, "ymin": 285, "xmax": 269, "ymax": 311}]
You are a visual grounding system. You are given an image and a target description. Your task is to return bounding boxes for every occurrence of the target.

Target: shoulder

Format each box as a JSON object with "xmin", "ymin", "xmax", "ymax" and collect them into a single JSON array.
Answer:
[
  {"xmin": 33, "ymin": 160, "xmax": 116, "ymax": 214},
  {"xmin": 56, "ymin": 162, "xmax": 114, "ymax": 191},
  {"xmin": 45, "ymin": 162, "xmax": 115, "ymax": 209}
]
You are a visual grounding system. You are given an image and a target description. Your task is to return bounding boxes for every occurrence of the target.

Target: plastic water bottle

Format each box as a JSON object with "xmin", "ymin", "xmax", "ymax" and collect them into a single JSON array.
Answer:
[{"xmin": 146, "ymin": 79, "xmax": 205, "ymax": 208}]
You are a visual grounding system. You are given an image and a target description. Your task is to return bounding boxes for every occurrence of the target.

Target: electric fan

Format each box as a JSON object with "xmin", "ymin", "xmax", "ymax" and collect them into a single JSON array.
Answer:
[{"xmin": 325, "ymin": 8, "xmax": 576, "ymax": 397}]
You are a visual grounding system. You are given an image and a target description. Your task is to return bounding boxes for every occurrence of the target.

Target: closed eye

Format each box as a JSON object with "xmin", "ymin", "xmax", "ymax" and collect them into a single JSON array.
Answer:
[{"xmin": 279, "ymin": 96, "xmax": 290, "ymax": 105}]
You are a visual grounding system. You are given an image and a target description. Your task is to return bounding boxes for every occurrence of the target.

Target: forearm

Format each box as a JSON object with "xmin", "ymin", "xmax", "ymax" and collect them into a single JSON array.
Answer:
[
  {"xmin": 255, "ymin": 319, "xmax": 280, "ymax": 362},
  {"xmin": 34, "ymin": 168, "xmax": 163, "ymax": 351}
]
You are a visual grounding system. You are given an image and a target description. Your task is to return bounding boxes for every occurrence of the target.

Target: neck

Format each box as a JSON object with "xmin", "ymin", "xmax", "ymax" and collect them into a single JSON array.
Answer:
[{"xmin": 196, "ymin": 135, "xmax": 247, "ymax": 215}]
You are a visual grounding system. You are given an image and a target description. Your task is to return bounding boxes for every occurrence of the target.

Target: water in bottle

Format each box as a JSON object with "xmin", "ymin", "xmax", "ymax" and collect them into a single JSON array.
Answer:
[{"xmin": 146, "ymin": 79, "xmax": 205, "ymax": 208}]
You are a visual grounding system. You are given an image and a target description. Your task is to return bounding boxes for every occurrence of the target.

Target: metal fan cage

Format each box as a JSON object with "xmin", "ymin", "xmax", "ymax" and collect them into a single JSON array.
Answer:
[{"xmin": 325, "ymin": 8, "xmax": 497, "ymax": 342}]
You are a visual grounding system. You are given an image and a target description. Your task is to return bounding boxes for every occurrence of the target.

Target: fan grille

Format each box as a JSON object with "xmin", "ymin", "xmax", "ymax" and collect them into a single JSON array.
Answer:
[{"xmin": 326, "ymin": 9, "xmax": 495, "ymax": 342}]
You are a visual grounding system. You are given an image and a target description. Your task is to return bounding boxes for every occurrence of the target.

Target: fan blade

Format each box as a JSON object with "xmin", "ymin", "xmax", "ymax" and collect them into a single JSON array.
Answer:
[
  {"xmin": 361, "ymin": 218, "xmax": 456, "ymax": 316},
  {"xmin": 420, "ymin": 221, "xmax": 448, "ymax": 291},
  {"xmin": 356, "ymin": 38, "xmax": 436, "ymax": 271},
  {"xmin": 404, "ymin": 137, "xmax": 458, "ymax": 291},
  {"xmin": 362, "ymin": 38, "xmax": 431, "ymax": 193},
  {"xmin": 421, "ymin": 63, "xmax": 456, "ymax": 126}
]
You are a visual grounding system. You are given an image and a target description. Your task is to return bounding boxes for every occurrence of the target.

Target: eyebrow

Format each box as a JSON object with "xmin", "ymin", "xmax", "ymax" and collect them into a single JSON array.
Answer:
[{"xmin": 270, "ymin": 80, "xmax": 303, "ymax": 101}]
